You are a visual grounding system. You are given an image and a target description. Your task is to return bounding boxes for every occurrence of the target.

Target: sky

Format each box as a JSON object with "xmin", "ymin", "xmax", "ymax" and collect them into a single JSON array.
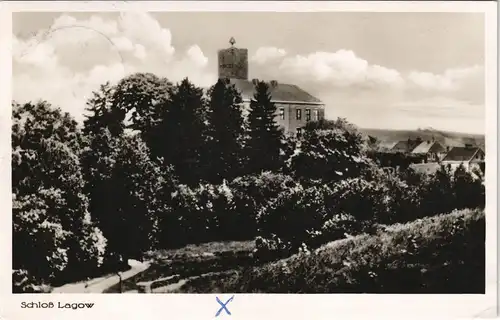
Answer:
[{"xmin": 12, "ymin": 12, "xmax": 485, "ymax": 133}]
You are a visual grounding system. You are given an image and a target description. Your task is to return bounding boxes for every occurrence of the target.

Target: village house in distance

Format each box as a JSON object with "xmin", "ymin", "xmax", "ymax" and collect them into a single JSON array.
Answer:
[
  {"xmin": 375, "ymin": 134, "xmax": 485, "ymax": 177},
  {"xmin": 217, "ymin": 37, "xmax": 325, "ymax": 135}
]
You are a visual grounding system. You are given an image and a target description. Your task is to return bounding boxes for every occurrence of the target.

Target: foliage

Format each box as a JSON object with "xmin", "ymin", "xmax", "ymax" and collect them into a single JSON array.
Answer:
[
  {"xmin": 418, "ymin": 164, "xmax": 456, "ymax": 216},
  {"xmin": 157, "ymin": 172, "xmax": 299, "ymax": 248},
  {"xmin": 188, "ymin": 208, "xmax": 484, "ymax": 293},
  {"xmin": 367, "ymin": 151, "xmax": 425, "ymax": 169},
  {"xmin": 205, "ymin": 79, "xmax": 246, "ymax": 183},
  {"xmin": 292, "ymin": 120, "xmax": 369, "ymax": 183},
  {"xmin": 12, "ymin": 101, "xmax": 106, "ymax": 291},
  {"xmin": 303, "ymin": 118, "xmax": 358, "ymax": 132},
  {"xmin": 256, "ymin": 178, "xmax": 386, "ymax": 255},
  {"xmin": 81, "ymin": 129, "xmax": 174, "ymax": 264},
  {"xmin": 112, "ymin": 73, "xmax": 171, "ymax": 135},
  {"xmin": 154, "ymin": 78, "xmax": 209, "ymax": 185},
  {"xmin": 83, "ymin": 82, "xmax": 124, "ymax": 137},
  {"xmin": 452, "ymin": 164, "xmax": 485, "ymax": 209},
  {"xmin": 246, "ymin": 81, "xmax": 285, "ymax": 173},
  {"xmin": 13, "ymin": 73, "xmax": 487, "ymax": 291}
]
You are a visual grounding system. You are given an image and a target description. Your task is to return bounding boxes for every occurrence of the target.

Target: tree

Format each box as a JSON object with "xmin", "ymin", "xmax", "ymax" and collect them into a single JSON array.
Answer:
[
  {"xmin": 83, "ymin": 82, "xmax": 124, "ymax": 137},
  {"xmin": 111, "ymin": 73, "xmax": 172, "ymax": 152},
  {"xmin": 292, "ymin": 119, "xmax": 369, "ymax": 183},
  {"xmin": 81, "ymin": 129, "xmax": 176, "ymax": 264},
  {"xmin": 246, "ymin": 81, "xmax": 285, "ymax": 173},
  {"xmin": 453, "ymin": 164, "xmax": 485, "ymax": 209},
  {"xmin": 12, "ymin": 101, "xmax": 106, "ymax": 289},
  {"xmin": 420, "ymin": 164, "xmax": 455, "ymax": 215},
  {"xmin": 156, "ymin": 78, "xmax": 208, "ymax": 185},
  {"xmin": 205, "ymin": 79, "xmax": 246, "ymax": 183}
]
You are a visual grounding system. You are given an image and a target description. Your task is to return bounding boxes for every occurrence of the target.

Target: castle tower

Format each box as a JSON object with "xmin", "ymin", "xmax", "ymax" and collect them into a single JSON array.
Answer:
[{"xmin": 217, "ymin": 37, "xmax": 248, "ymax": 80}]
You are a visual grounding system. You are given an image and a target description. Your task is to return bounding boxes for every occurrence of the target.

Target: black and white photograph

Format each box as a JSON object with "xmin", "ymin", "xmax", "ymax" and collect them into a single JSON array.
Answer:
[{"xmin": 8, "ymin": 4, "xmax": 496, "ymax": 301}]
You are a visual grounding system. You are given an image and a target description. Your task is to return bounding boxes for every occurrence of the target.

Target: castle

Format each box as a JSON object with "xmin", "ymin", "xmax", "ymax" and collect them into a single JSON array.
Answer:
[{"xmin": 217, "ymin": 38, "xmax": 325, "ymax": 135}]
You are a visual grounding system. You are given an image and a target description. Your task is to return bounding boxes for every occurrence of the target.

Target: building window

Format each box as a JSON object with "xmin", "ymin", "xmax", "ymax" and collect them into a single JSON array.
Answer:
[
  {"xmin": 296, "ymin": 127, "xmax": 303, "ymax": 138},
  {"xmin": 305, "ymin": 109, "xmax": 311, "ymax": 121},
  {"xmin": 313, "ymin": 109, "xmax": 319, "ymax": 121},
  {"xmin": 296, "ymin": 108, "xmax": 302, "ymax": 120},
  {"xmin": 279, "ymin": 108, "xmax": 285, "ymax": 120}
]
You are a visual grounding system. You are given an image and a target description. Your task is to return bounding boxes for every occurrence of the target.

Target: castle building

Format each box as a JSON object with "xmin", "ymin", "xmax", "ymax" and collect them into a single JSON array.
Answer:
[{"xmin": 217, "ymin": 38, "xmax": 325, "ymax": 135}]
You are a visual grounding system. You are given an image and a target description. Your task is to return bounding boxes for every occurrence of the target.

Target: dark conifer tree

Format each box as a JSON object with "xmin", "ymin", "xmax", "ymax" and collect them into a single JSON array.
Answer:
[
  {"xmin": 206, "ymin": 79, "xmax": 246, "ymax": 183},
  {"xmin": 157, "ymin": 78, "xmax": 208, "ymax": 186},
  {"xmin": 83, "ymin": 82, "xmax": 124, "ymax": 137},
  {"xmin": 246, "ymin": 81, "xmax": 284, "ymax": 173}
]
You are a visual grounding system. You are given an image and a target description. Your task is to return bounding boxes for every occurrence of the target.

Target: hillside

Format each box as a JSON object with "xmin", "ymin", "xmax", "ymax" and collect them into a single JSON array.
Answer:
[{"xmin": 359, "ymin": 127, "xmax": 485, "ymax": 149}]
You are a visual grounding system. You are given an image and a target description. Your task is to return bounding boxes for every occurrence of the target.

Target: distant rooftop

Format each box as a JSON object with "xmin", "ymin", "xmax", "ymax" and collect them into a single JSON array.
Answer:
[
  {"xmin": 227, "ymin": 78, "xmax": 323, "ymax": 105},
  {"xmin": 442, "ymin": 146, "xmax": 483, "ymax": 162},
  {"xmin": 391, "ymin": 140, "xmax": 414, "ymax": 153},
  {"xmin": 412, "ymin": 140, "xmax": 446, "ymax": 154}
]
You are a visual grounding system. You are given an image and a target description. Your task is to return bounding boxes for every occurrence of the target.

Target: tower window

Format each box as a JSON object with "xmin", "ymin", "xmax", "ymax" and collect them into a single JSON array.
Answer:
[
  {"xmin": 313, "ymin": 109, "xmax": 319, "ymax": 121},
  {"xmin": 279, "ymin": 108, "xmax": 285, "ymax": 120},
  {"xmin": 296, "ymin": 108, "xmax": 302, "ymax": 120},
  {"xmin": 305, "ymin": 109, "xmax": 311, "ymax": 121}
]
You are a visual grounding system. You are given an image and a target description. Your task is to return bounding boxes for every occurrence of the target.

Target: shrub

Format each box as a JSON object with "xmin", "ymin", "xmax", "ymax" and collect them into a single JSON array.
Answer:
[
  {"xmin": 418, "ymin": 165, "xmax": 456, "ymax": 215},
  {"xmin": 160, "ymin": 183, "xmax": 234, "ymax": 247},
  {"xmin": 13, "ymin": 191, "xmax": 70, "ymax": 285},
  {"xmin": 368, "ymin": 169, "xmax": 422, "ymax": 224},
  {"xmin": 191, "ymin": 208, "xmax": 484, "ymax": 293},
  {"xmin": 453, "ymin": 164, "xmax": 485, "ymax": 209},
  {"xmin": 156, "ymin": 172, "xmax": 300, "ymax": 249},
  {"xmin": 292, "ymin": 119, "xmax": 369, "ymax": 183},
  {"xmin": 256, "ymin": 178, "xmax": 387, "ymax": 256},
  {"xmin": 365, "ymin": 164, "xmax": 485, "ymax": 224}
]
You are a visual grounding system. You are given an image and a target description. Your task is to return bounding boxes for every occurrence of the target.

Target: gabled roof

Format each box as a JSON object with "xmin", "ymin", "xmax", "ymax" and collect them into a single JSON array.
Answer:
[
  {"xmin": 412, "ymin": 141, "xmax": 446, "ymax": 154},
  {"xmin": 228, "ymin": 78, "xmax": 323, "ymax": 104},
  {"xmin": 377, "ymin": 141, "xmax": 398, "ymax": 151},
  {"xmin": 392, "ymin": 140, "xmax": 413, "ymax": 153},
  {"xmin": 442, "ymin": 146, "xmax": 483, "ymax": 162}
]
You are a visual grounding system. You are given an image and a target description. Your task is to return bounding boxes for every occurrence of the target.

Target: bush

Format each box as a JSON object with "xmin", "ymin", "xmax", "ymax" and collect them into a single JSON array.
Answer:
[
  {"xmin": 292, "ymin": 119, "xmax": 369, "ymax": 183},
  {"xmin": 157, "ymin": 172, "xmax": 300, "ymax": 248},
  {"xmin": 368, "ymin": 168, "xmax": 422, "ymax": 224},
  {"xmin": 192, "ymin": 208, "xmax": 484, "ymax": 293},
  {"xmin": 159, "ymin": 183, "xmax": 234, "ymax": 247},
  {"xmin": 453, "ymin": 164, "xmax": 485, "ymax": 209},
  {"xmin": 366, "ymin": 164, "xmax": 485, "ymax": 224},
  {"xmin": 256, "ymin": 178, "xmax": 387, "ymax": 256}
]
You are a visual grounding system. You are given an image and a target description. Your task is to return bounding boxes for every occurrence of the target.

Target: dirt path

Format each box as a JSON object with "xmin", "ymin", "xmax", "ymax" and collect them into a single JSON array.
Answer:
[{"xmin": 52, "ymin": 260, "xmax": 150, "ymax": 293}]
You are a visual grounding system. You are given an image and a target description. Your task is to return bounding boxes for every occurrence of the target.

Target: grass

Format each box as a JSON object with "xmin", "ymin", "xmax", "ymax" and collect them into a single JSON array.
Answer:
[{"xmin": 174, "ymin": 208, "xmax": 485, "ymax": 293}]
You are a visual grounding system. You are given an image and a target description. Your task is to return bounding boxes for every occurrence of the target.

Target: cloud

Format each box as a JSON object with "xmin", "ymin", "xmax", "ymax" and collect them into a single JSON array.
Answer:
[
  {"xmin": 407, "ymin": 65, "xmax": 484, "ymax": 104},
  {"xmin": 12, "ymin": 12, "xmax": 484, "ymax": 133},
  {"xmin": 408, "ymin": 65, "xmax": 483, "ymax": 92},
  {"xmin": 13, "ymin": 12, "xmax": 214, "ymax": 123},
  {"xmin": 251, "ymin": 47, "xmax": 287, "ymax": 64},
  {"xmin": 250, "ymin": 47, "xmax": 483, "ymax": 131},
  {"xmin": 252, "ymin": 48, "xmax": 482, "ymax": 98},
  {"xmin": 186, "ymin": 45, "xmax": 208, "ymax": 68},
  {"xmin": 267, "ymin": 49, "xmax": 405, "ymax": 87}
]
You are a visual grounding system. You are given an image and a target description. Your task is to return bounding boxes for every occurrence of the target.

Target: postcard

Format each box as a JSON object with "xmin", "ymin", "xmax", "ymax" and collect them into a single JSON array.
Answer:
[{"xmin": 1, "ymin": 1, "xmax": 497, "ymax": 320}]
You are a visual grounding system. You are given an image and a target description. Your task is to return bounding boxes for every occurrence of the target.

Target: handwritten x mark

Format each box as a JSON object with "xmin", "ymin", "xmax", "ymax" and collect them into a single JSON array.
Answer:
[{"xmin": 215, "ymin": 295, "xmax": 234, "ymax": 317}]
